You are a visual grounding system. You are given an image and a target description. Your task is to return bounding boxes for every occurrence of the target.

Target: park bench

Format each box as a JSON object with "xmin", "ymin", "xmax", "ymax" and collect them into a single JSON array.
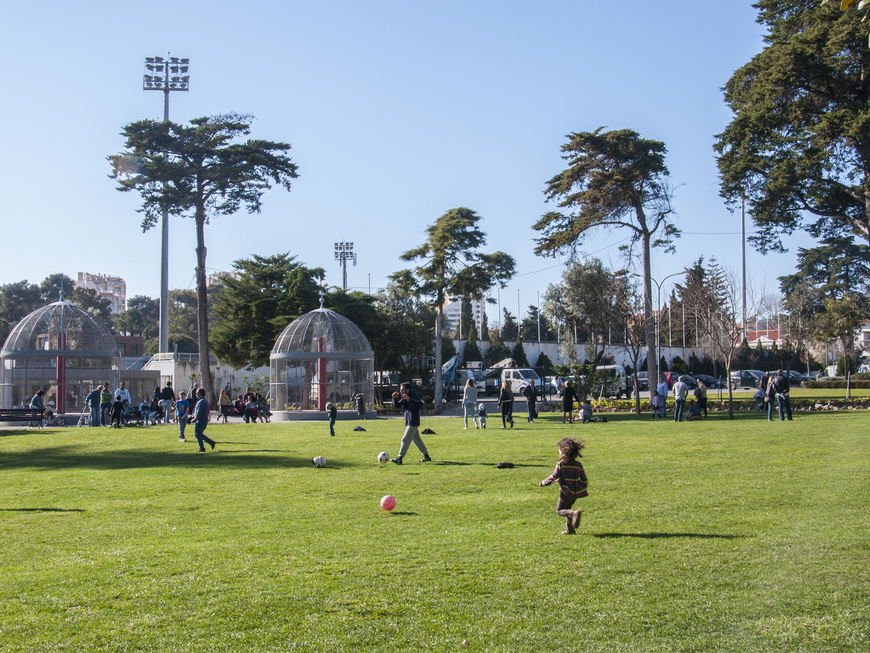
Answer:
[
  {"xmin": 0, "ymin": 407, "xmax": 45, "ymax": 426},
  {"xmin": 217, "ymin": 405, "xmax": 243, "ymax": 423}
]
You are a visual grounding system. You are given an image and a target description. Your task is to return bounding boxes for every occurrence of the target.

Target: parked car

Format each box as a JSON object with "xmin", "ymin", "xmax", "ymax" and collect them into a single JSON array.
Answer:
[
  {"xmin": 663, "ymin": 371, "xmax": 697, "ymax": 389},
  {"xmin": 685, "ymin": 374, "xmax": 700, "ymax": 389},
  {"xmin": 730, "ymin": 369, "xmax": 764, "ymax": 390},
  {"xmin": 628, "ymin": 372, "xmax": 649, "ymax": 391},
  {"xmin": 787, "ymin": 370, "xmax": 810, "ymax": 384},
  {"xmin": 693, "ymin": 373, "xmax": 723, "ymax": 389}
]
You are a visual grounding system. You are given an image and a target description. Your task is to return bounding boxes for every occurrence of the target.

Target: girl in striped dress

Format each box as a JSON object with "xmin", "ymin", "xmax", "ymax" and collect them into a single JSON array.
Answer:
[{"xmin": 539, "ymin": 438, "xmax": 589, "ymax": 535}]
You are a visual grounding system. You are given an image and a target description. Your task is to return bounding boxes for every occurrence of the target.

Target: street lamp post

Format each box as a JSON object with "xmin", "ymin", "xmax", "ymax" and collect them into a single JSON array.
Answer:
[
  {"xmin": 638, "ymin": 270, "xmax": 689, "ymax": 372},
  {"xmin": 334, "ymin": 241, "xmax": 356, "ymax": 291},
  {"xmin": 143, "ymin": 55, "xmax": 190, "ymax": 354}
]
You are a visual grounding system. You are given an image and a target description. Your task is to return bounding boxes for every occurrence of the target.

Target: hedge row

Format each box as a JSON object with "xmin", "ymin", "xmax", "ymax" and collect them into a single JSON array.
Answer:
[{"xmin": 804, "ymin": 380, "xmax": 870, "ymax": 389}]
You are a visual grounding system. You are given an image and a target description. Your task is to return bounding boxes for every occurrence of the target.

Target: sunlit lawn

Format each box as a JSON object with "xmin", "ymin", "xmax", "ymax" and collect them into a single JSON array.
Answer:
[{"xmin": 1, "ymin": 409, "xmax": 867, "ymax": 652}]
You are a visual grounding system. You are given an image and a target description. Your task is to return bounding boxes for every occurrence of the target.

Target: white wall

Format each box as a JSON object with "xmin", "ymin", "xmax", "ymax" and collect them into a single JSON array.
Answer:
[{"xmin": 454, "ymin": 340, "xmax": 702, "ymax": 370}]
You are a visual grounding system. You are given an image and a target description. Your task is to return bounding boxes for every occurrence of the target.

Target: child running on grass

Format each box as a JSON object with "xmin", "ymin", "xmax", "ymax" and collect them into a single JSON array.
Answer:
[{"xmin": 539, "ymin": 438, "xmax": 588, "ymax": 535}]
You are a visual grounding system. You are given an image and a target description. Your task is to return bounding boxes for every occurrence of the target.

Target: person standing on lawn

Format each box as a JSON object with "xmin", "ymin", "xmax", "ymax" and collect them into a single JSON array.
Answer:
[
  {"xmin": 672, "ymin": 376, "xmax": 689, "ymax": 422},
  {"xmin": 100, "ymin": 384, "xmax": 113, "ymax": 426},
  {"xmin": 656, "ymin": 377, "xmax": 669, "ymax": 418},
  {"xmin": 497, "ymin": 378, "xmax": 514, "ymax": 429},
  {"xmin": 85, "ymin": 385, "xmax": 102, "ymax": 427},
  {"xmin": 539, "ymin": 437, "xmax": 588, "ymax": 535},
  {"xmin": 190, "ymin": 387, "xmax": 216, "ymax": 452},
  {"xmin": 765, "ymin": 374, "xmax": 777, "ymax": 421},
  {"xmin": 773, "ymin": 369, "xmax": 793, "ymax": 421},
  {"xmin": 175, "ymin": 391, "xmax": 190, "ymax": 442},
  {"xmin": 695, "ymin": 379, "xmax": 708, "ymax": 418},
  {"xmin": 391, "ymin": 383, "xmax": 430, "ymax": 465},
  {"xmin": 327, "ymin": 402, "xmax": 337, "ymax": 436},
  {"xmin": 523, "ymin": 379, "xmax": 538, "ymax": 423},
  {"xmin": 462, "ymin": 378, "xmax": 479, "ymax": 430},
  {"xmin": 561, "ymin": 380, "xmax": 579, "ymax": 423}
]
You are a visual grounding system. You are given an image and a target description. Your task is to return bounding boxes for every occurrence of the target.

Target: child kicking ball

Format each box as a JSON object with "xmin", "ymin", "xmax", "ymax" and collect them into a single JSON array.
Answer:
[{"xmin": 539, "ymin": 438, "xmax": 588, "ymax": 535}]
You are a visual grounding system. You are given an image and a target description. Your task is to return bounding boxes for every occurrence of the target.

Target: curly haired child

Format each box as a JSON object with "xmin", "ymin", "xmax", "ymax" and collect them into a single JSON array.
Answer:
[{"xmin": 539, "ymin": 437, "xmax": 588, "ymax": 535}]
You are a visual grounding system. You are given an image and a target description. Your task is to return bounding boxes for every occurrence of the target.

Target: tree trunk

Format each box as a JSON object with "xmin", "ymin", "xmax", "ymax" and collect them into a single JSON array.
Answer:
[
  {"xmin": 641, "ymin": 225, "xmax": 658, "ymax": 395},
  {"xmin": 194, "ymin": 214, "xmax": 215, "ymax": 405},
  {"xmin": 433, "ymin": 303, "xmax": 443, "ymax": 407}
]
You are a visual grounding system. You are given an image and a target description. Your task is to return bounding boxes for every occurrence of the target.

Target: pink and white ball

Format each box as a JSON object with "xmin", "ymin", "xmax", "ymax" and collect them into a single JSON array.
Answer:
[{"xmin": 380, "ymin": 495, "xmax": 396, "ymax": 511}]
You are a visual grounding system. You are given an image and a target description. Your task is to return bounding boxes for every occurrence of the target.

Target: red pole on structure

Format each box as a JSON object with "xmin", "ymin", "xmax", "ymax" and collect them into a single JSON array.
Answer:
[
  {"xmin": 318, "ymin": 337, "xmax": 327, "ymax": 411},
  {"xmin": 56, "ymin": 333, "xmax": 66, "ymax": 415}
]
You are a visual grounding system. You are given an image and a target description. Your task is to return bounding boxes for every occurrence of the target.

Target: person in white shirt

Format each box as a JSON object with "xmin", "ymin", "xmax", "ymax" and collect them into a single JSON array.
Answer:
[
  {"xmin": 672, "ymin": 377, "xmax": 689, "ymax": 422},
  {"xmin": 114, "ymin": 382, "xmax": 132, "ymax": 405},
  {"xmin": 462, "ymin": 379, "xmax": 479, "ymax": 429}
]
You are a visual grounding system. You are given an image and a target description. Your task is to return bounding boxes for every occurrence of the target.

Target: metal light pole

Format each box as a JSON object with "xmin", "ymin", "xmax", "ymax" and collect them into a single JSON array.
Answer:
[
  {"xmin": 741, "ymin": 195, "xmax": 747, "ymax": 341},
  {"xmin": 143, "ymin": 55, "xmax": 190, "ymax": 354},
  {"xmin": 334, "ymin": 241, "xmax": 356, "ymax": 291}
]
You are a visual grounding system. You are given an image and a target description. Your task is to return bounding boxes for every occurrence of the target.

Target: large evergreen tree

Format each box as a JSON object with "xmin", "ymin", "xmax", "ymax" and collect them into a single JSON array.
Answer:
[
  {"xmin": 716, "ymin": 2, "xmax": 870, "ymax": 251},
  {"xmin": 500, "ymin": 308, "xmax": 519, "ymax": 342},
  {"xmin": 370, "ymin": 283, "xmax": 435, "ymax": 378},
  {"xmin": 210, "ymin": 253, "xmax": 323, "ymax": 369},
  {"xmin": 391, "ymin": 207, "xmax": 515, "ymax": 406},
  {"xmin": 533, "ymin": 128, "xmax": 678, "ymax": 391},
  {"xmin": 110, "ymin": 113, "xmax": 299, "ymax": 402},
  {"xmin": 779, "ymin": 236, "xmax": 870, "ymax": 300}
]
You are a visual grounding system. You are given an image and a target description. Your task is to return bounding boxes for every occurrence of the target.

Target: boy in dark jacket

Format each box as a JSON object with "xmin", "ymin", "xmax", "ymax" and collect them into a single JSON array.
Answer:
[{"xmin": 391, "ymin": 383, "xmax": 430, "ymax": 465}]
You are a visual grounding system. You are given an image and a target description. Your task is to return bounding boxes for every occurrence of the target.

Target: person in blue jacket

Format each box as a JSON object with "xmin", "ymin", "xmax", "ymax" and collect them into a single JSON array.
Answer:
[
  {"xmin": 391, "ymin": 382, "xmax": 431, "ymax": 465},
  {"xmin": 189, "ymin": 388, "xmax": 216, "ymax": 452}
]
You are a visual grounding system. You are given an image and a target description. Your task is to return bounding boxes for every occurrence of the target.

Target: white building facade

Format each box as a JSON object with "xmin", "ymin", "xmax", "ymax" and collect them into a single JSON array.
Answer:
[
  {"xmin": 76, "ymin": 272, "xmax": 127, "ymax": 315},
  {"xmin": 443, "ymin": 296, "xmax": 485, "ymax": 339}
]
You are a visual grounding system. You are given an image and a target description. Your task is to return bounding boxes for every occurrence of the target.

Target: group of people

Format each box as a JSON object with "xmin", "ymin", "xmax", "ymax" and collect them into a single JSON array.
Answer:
[
  {"xmin": 31, "ymin": 381, "xmax": 217, "ymax": 452},
  {"xmin": 557, "ymin": 380, "xmax": 596, "ymax": 424},
  {"xmin": 651, "ymin": 376, "xmax": 708, "ymax": 422},
  {"xmin": 219, "ymin": 387, "xmax": 271, "ymax": 423},
  {"xmin": 752, "ymin": 370, "xmax": 793, "ymax": 421},
  {"xmin": 82, "ymin": 381, "xmax": 179, "ymax": 428}
]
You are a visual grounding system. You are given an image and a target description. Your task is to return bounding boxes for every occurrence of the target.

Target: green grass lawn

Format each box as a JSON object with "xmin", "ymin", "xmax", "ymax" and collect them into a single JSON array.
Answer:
[{"xmin": 1, "ymin": 411, "xmax": 867, "ymax": 652}]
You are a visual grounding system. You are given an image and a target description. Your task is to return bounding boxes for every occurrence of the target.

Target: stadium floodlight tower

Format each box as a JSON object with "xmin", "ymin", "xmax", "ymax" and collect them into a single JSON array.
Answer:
[
  {"xmin": 334, "ymin": 241, "xmax": 357, "ymax": 291},
  {"xmin": 143, "ymin": 54, "xmax": 190, "ymax": 354}
]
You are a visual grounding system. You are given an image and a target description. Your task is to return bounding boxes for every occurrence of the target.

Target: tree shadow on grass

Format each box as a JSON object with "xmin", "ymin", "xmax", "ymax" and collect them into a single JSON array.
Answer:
[
  {"xmin": 0, "ymin": 507, "xmax": 85, "ymax": 512},
  {"xmin": 0, "ymin": 428, "xmax": 41, "ymax": 438},
  {"xmin": 592, "ymin": 532, "xmax": 748, "ymax": 539},
  {"xmin": 0, "ymin": 444, "xmax": 359, "ymax": 472}
]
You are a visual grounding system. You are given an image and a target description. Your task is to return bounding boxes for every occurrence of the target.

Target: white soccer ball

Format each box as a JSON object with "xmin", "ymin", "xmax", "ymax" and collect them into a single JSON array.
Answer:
[
  {"xmin": 312, "ymin": 456, "xmax": 326, "ymax": 468},
  {"xmin": 378, "ymin": 451, "xmax": 390, "ymax": 464}
]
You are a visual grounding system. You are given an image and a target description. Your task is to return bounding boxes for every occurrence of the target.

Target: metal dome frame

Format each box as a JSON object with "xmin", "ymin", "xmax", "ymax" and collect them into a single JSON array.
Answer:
[
  {"xmin": 1, "ymin": 301, "xmax": 120, "ymax": 413},
  {"xmin": 270, "ymin": 306, "xmax": 374, "ymax": 412}
]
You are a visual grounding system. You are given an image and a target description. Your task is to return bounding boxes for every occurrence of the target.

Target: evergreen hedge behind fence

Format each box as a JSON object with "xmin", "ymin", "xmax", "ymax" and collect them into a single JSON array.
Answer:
[{"xmin": 804, "ymin": 380, "xmax": 870, "ymax": 389}]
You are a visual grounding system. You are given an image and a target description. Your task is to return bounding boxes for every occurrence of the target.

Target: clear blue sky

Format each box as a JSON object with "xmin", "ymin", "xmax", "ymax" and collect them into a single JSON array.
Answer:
[{"xmin": 0, "ymin": 1, "xmax": 808, "ymax": 326}]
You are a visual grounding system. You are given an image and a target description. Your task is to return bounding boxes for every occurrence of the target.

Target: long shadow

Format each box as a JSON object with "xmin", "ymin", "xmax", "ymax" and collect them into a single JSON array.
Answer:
[
  {"xmin": 0, "ymin": 444, "xmax": 361, "ymax": 472},
  {"xmin": 0, "ymin": 508, "xmax": 85, "ymax": 512},
  {"xmin": 433, "ymin": 461, "xmax": 548, "ymax": 468},
  {"xmin": 592, "ymin": 532, "xmax": 748, "ymax": 539}
]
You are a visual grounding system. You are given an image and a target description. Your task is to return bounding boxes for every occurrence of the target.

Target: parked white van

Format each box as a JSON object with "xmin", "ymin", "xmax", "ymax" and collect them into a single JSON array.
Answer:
[
  {"xmin": 592, "ymin": 364, "xmax": 629, "ymax": 399},
  {"xmin": 486, "ymin": 367, "xmax": 542, "ymax": 395}
]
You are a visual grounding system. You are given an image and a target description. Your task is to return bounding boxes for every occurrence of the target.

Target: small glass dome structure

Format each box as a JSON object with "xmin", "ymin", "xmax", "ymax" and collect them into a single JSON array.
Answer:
[
  {"xmin": 270, "ymin": 305, "xmax": 374, "ymax": 413},
  {"xmin": 1, "ymin": 300, "xmax": 120, "ymax": 413}
]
